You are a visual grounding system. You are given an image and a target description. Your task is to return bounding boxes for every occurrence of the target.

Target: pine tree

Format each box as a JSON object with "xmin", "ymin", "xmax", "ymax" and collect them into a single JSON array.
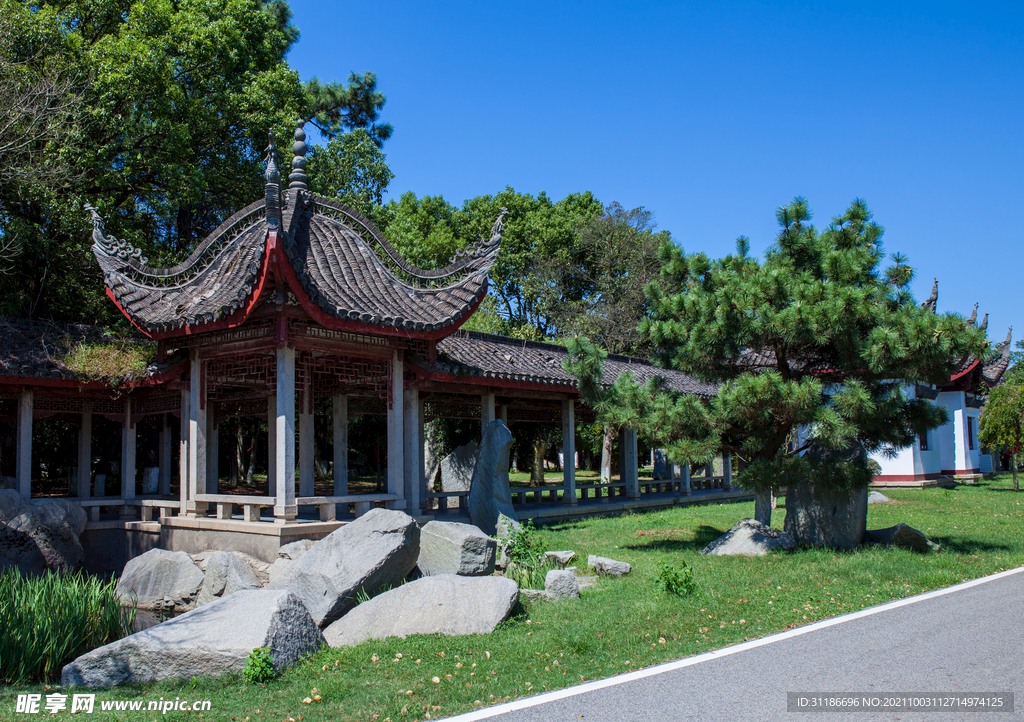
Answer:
[{"xmin": 567, "ymin": 198, "xmax": 989, "ymax": 525}]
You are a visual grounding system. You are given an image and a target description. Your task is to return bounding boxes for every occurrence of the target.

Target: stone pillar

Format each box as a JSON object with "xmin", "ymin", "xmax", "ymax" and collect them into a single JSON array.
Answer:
[
  {"xmin": 159, "ymin": 413, "xmax": 172, "ymax": 496},
  {"xmin": 386, "ymin": 351, "xmax": 405, "ymax": 508},
  {"xmin": 562, "ymin": 399, "xmax": 576, "ymax": 505},
  {"xmin": 274, "ymin": 346, "xmax": 297, "ymax": 521},
  {"xmin": 179, "ymin": 389, "xmax": 189, "ymax": 513},
  {"xmin": 299, "ymin": 389, "xmax": 314, "ymax": 498},
  {"xmin": 623, "ymin": 427, "xmax": 639, "ymax": 499},
  {"xmin": 121, "ymin": 396, "xmax": 136, "ymax": 500},
  {"xmin": 403, "ymin": 387, "xmax": 425, "ymax": 514},
  {"xmin": 267, "ymin": 393, "xmax": 276, "ymax": 492},
  {"xmin": 723, "ymin": 453, "xmax": 733, "ymax": 491},
  {"xmin": 16, "ymin": 388, "xmax": 32, "ymax": 498},
  {"xmin": 680, "ymin": 461, "xmax": 691, "ymax": 495},
  {"xmin": 333, "ymin": 393, "xmax": 348, "ymax": 496},
  {"xmin": 187, "ymin": 354, "xmax": 208, "ymax": 516},
  {"xmin": 77, "ymin": 402, "xmax": 92, "ymax": 499},
  {"xmin": 481, "ymin": 392, "xmax": 496, "ymax": 436},
  {"xmin": 206, "ymin": 403, "xmax": 219, "ymax": 494},
  {"xmin": 499, "ymin": 404, "xmax": 508, "ymax": 425}
]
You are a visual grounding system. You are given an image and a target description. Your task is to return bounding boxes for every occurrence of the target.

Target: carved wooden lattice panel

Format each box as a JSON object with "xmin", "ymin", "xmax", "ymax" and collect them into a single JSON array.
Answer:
[
  {"xmin": 206, "ymin": 352, "xmax": 277, "ymax": 400},
  {"xmin": 299, "ymin": 353, "xmax": 392, "ymax": 406},
  {"xmin": 424, "ymin": 401, "xmax": 482, "ymax": 421},
  {"xmin": 133, "ymin": 393, "xmax": 181, "ymax": 417}
]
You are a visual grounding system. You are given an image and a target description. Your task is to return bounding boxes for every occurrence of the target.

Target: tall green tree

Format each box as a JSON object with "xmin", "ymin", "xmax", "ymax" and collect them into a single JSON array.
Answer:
[
  {"xmin": 567, "ymin": 198, "xmax": 989, "ymax": 526},
  {"xmin": 980, "ymin": 369, "xmax": 1024, "ymax": 491},
  {"xmin": 0, "ymin": 0, "xmax": 390, "ymax": 323}
]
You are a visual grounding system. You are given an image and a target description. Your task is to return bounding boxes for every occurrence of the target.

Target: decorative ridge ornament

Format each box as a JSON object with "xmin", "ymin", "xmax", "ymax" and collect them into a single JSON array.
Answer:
[
  {"xmin": 264, "ymin": 131, "xmax": 282, "ymax": 229},
  {"xmin": 85, "ymin": 204, "xmax": 148, "ymax": 266},
  {"xmin": 979, "ymin": 313, "xmax": 989, "ymax": 332},
  {"xmin": 922, "ymin": 278, "xmax": 938, "ymax": 313},
  {"xmin": 968, "ymin": 303, "xmax": 978, "ymax": 325},
  {"xmin": 288, "ymin": 122, "xmax": 308, "ymax": 190}
]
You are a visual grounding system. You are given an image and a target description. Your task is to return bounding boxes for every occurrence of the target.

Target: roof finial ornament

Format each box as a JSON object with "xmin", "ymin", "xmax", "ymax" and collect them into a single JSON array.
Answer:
[
  {"xmin": 979, "ymin": 313, "xmax": 989, "ymax": 332},
  {"xmin": 922, "ymin": 277, "xmax": 938, "ymax": 313},
  {"xmin": 84, "ymin": 203, "xmax": 106, "ymax": 235},
  {"xmin": 968, "ymin": 303, "xmax": 978, "ymax": 325},
  {"xmin": 265, "ymin": 131, "xmax": 282, "ymax": 229},
  {"xmin": 288, "ymin": 121, "xmax": 308, "ymax": 191}
]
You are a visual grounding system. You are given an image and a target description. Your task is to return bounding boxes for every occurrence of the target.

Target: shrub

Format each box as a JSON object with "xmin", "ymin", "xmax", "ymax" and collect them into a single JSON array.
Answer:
[
  {"xmin": 502, "ymin": 520, "xmax": 558, "ymax": 589},
  {"xmin": 244, "ymin": 647, "xmax": 276, "ymax": 683},
  {"xmin": 655, "ymin": 560, "xmax": 696, "ymax": 597},
  {"xmin": 0, "ymin": 568, "xmax": 135, "ymax": 683}
]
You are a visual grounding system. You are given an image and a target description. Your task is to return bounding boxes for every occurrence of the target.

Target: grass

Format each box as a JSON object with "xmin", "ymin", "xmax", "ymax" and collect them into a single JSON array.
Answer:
[
  {"xmin": 4, "ymin": 476, "xmax": 1024, "ymax": 721},
  {"xmin": 60, "ymin": 337, "xmax": 156, "ymax": 384}
]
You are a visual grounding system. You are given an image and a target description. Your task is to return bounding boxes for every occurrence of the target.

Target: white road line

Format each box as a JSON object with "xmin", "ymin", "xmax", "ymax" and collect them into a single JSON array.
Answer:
[{"xmin": 442, "ymin": 565, "xmax": 1024, "ymax": 722}]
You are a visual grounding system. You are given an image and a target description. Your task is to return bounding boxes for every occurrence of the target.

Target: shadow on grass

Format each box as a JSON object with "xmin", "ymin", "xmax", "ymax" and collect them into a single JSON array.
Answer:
[
  {"xmin": 623, "ymin": 524, "xmax": 726, "ymax": 553},
  {"xmin": 921, "ymin": 536, "xmax": 1014, "ymax": 555}
]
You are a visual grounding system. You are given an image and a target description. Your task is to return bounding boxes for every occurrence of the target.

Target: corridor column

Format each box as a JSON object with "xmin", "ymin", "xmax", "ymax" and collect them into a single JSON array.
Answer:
[
  {"xmin": 77, "ymin": 402, "xmax": 92, "ymax": 498},
  {"xmin": 387, "ymin": 350, "xmax": 405, "ymax": 508},
  {"xmin": 332, "ymin": 393, "xmax": 348, "ymax": 496},
  {"xmin": 562, "ymin": 399, "xmax": 576, "ymax": 505},
  {"xmin": 403, "ymin": 386, "xmax": 424, "ymax": 514},
  {"xmin": 121, "ymin": 396, "xmax": 137, "ymax": 502},
  {"xmin": 299, "ymin": 389, "xmax": 315, "ymax": 498},
  {"xmin": 273, "ymin": 346, "xmax": 297, "ymax": 522},
  {"xmin": 16, "ymin": 388, "xmax": 32, "ymax": 499},
  {"xmin": 179, "ymin": 389, "xmax": 189, "ymax": 513},
  {"xmin": 187, "ymin": 353, "xmax": 208, "ymax": 516},
  {"xmin": 623, "ymin": 427, "xmax": 639, "ymax": 499}
]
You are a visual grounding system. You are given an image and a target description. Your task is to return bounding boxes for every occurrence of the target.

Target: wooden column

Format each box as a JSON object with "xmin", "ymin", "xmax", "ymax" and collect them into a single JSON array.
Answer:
[
  {"xmin": 333, "ymin": 393, "xmax": 348, "ymax": 496},
  {"xmin": 77, "ymin": 402, "xmax": 92, "ymax": 499},
  {"xmin": 299, "ymin": 388, "xmax": 314, "ymax": 498},
  {"xmin": 179, "ymin": 389, "xmax": 189, "ymax": 513},
  {"xmin": 206, "ymin": 403, "xmax": 219, "ymax": 494},
  {"xmin": 387, "ymin": 351, "xmax": 405, "ymax": 508},
  {"xmin": 623, "ymin": 427, "xmax": 639, "ymax": 499},
  {"xmin": 158, "ymin": 413, "xmax": 172, "ymax": 496},
  {"xmin": 403, "ymin": 387, "xmax": 424, "ymax": 514},
  {"xmin": 121, "ymin": 396, "xmax": 136, "ymax": 500},
  {"xmin": 562, "ymin": 399, "xmax": 576, "ymax": 505},
  {"xmin": 481, "ymin": 392, "xmax": 496, "ymax": 436},
  {"xmin": 274, "ymin": 346, "xmax": 297, "ymax": 521},
  {"xmin": 187, "ymin": 353, "xmax": 208, "ymax": 516},
  {"xmin": 16, "ymin": 389, "xmax": 32, "ymax": 498}
]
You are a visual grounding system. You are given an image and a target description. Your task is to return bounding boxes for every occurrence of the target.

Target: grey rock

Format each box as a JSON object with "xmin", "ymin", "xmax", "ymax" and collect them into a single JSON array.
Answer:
[
  {"xmin": 700, "ymin": 518, "xmax": 797, "ymax": 556},
  {"xmin": 268, "ymin": 507, "xmax": 420, "ymax": 627},
  {"xmin": 117, "ymin": 548, "xmax": 204, "ymax": 611},
  {"xmin": 278, "ymin": 538, "xmax": 316, "ymax": 560},
  {"xmin": 520, "ymin": 588, "xmax": 553, "ymax": 602},
  {"xmin": 0, "ymin": 490, "xmax": 87, "ymax": 573},
  {"xmin": 196, "ymin": 551, "xmax": 263, "ymax": 606},
  {"xmin": 493, "ymin": 513, "xmax": 521, "ymax": 571},
  {"xmin": 864, "ymin": 523, "xmax": 936, "ymax": 553},
  {"xmin": 417, "ymin": 521, "xmax": 496, "ymax": 576},
  {"xmin": 545, "ymin": 550, "xmax": 576, "ymax": 567},
  {"xmin": 440, "ymin": 440, "xmax": 478, "ymax": 508},
  {"xmin": 468, "ymin": 421, "xmax": 517, "ymax": 536},
  {"xmin": 587, "ymin": 555, "xmax": 632, "ymax": 576},
  {"xmin": 868, "ymin": 491, "xmax": 890, "ymax": 504},
  {"xmin": 784, "ymin": 482, "xmax": 868, "ymax": 550},
  {"xmin": 544, "ymin": 569, "xmax": 580, "ymax": 600},
  {"xmin": 323, "ymin": 575, "xmax": 518, "ymax": 647},
  {"xmin": 61, "ymin": 589, "xmax": 324, "ymax": 688},
  {"xmin": 576, "ymin": 576, "xmax": 598, "ymax": 590}
]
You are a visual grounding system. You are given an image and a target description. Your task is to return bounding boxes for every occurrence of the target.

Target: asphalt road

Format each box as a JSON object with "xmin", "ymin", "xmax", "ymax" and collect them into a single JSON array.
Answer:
[{"xmin": 444, "ymin": 567, "xmax": 1024, "ymax": 722}]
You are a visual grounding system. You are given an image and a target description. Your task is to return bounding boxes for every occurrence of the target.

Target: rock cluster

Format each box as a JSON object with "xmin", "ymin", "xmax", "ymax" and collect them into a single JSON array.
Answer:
[{"xmin": 0, "ymin": 489, "xmax": 87, "ymax": 574}]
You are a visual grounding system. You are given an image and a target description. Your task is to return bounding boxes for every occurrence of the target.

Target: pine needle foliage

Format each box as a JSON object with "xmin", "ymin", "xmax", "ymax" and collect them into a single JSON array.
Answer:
[{"xmin": 566, "ymin": 198, "xmax": 989, "ymax": 493}]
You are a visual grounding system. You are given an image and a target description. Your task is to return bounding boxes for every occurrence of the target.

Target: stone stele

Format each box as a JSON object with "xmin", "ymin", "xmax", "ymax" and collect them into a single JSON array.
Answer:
[
  {"xmin": 61, "ymin": 589, "xmax": 324, "ymax": 688},
  {"xmin": 116, "ymin": 548, "xmax": 204, "ymax": 611},
  {"xmin": 417, "ymin": 520, "xmax": 496, "ymax": 576},
  {"xmin": 701, "ymin": 518, "xmax": 796, "ymax": 556},
  {"xmin": 467, "ymin": 420, "xmax": 518, "ymax": 536},
  {"xmin": 323, "ymin": 575, "xmax": 519, "ymax": 647},
  {"xmin": 268, "ymin": 507, "xmax": 420, "ymax": 627},
  {"xmin": 783, "ymin": 482, "xmax": 868, "ymax": 550}
]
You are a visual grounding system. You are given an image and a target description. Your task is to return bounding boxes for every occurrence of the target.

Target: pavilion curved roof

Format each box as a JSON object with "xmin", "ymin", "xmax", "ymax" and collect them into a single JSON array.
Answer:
[{"xmin": 90, "ymin": 128, "xmax": 504, "ymax": 339}]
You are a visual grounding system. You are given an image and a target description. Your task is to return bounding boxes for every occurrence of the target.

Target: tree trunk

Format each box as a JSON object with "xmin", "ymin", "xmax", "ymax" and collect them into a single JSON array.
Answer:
[
  {"xmin": 754, "ymin": 487, "xmax": 772, "ymax": 525},
  {"xmin": 771, "ymin": 486, "xmax": 778, "ymax": 509},
  {"xmin": 1014, "ymin": 452, "xmax": 1019, "ymax": 492},
  {"xmin": 531, "ymin": 438, "xmax": 547, "ymax": 486},
  {"xmin": 600, "ymin": 426, "xmax": 616, "ymax": 482}
]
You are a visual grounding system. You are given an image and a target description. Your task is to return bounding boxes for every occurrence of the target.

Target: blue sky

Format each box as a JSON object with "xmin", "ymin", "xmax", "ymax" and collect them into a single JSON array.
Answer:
[{"xmin": 286, "ymin": 1, "xmax": 1022, "ymax": 348}]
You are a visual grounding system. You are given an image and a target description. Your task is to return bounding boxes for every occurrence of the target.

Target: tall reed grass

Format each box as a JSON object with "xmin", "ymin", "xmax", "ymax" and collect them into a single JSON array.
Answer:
[{"xmin": 0, "ymin": 568, "xmax": 136, "ymax": 683}]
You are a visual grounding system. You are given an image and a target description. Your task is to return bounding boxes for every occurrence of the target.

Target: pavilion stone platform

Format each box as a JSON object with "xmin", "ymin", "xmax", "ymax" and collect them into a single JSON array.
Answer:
[{"xmin": 2, "ymin": 124, "xmax": 743, "ymax": 575}]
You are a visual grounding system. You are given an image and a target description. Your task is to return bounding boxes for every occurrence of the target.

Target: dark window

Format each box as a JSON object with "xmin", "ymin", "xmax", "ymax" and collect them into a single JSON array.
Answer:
[
  {"xmin": 968, "ymin": 417, "xmax": 975, "ymax": 450},
  {"xmin": 919, "ymin": 432, "xmax": 928, "ymax": 451}
]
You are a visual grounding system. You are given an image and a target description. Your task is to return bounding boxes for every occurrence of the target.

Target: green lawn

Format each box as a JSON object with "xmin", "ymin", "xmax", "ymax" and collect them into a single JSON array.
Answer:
[{"xmin": 5, "ymin": 475, "xmax": 1024, "ymax": 722}]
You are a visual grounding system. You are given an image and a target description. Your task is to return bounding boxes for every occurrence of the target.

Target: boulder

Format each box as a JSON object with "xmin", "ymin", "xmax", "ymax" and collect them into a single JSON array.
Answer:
[
  {"xmin": 61, "ymin": 589, "xmax": 324, "ymax": 688},
  {"xmin": 868, "ymin": 491, "xmax": 890, "ymax": 504},
  {"xmin": 117, "ymin": 548, "xmax": 204, "ymax": 611},
  {"xmin": 439, "ymin": 441, "xmax": 478, "ymax": 507},
  {"xmin": 587, "ymin": 555, "xmax": 632, "ymax": 576},
  {"xmin": 0, "ymin": 490, "xmax": 87, "ymax": 573},
  {"xmin": 267, "ymin": 539, "xmax": 317, "ymax": 582},
  {"xmin": 468, "ymin": 421, "xmax": 518, "ymax": 536},
  {"xmin": 196, "ymin": 551, "xmax": 263, "ymax": 606},
  {"xmin": 323, "ymin": 575, "xmax": 519, "ymax": 647},
  {"xmin": 700, "ymin": 518, "xmax": 797, "ymax": 556},
  {"xmin": 652, "ymin": 449, "xmax": 670, "ymax": 480},
  {"xmin": 783, "ymin": 482, "xmax": 868, "ymax": 550},
  {"xmin": 520, "ymin": 588, "xmax": 552, "ymax": 602},
  {"xmin": 544, "ymin": 569, "xmax": 580, "ymax": 600},
  {"xmin": 417, "ymin": 521, "xmax": 496, "ymax": 576},
  {"xmin": 864, "ymin": 523, "xmax": 938, "ymax": 552},
  {"xmin": 268, "ymin": 507, "xmax": 420, "ymax": 627},
  {"xmin": 545, "ymin": 550, "xmax": 576, "ymax": 567},
  {"xmin": 585, "ymin": 553, "xmax": 630, "ymax": 577}
]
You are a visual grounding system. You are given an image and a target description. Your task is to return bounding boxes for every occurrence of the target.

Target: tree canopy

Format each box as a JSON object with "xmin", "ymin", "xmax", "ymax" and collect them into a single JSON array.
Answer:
[
  {"xmin": 567, "ymin": 198, "xmax": 990, "ymax": 520},
  {"xmin": 980, "ymin": 348, "xmax": 1024, "ymax": 491}
]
